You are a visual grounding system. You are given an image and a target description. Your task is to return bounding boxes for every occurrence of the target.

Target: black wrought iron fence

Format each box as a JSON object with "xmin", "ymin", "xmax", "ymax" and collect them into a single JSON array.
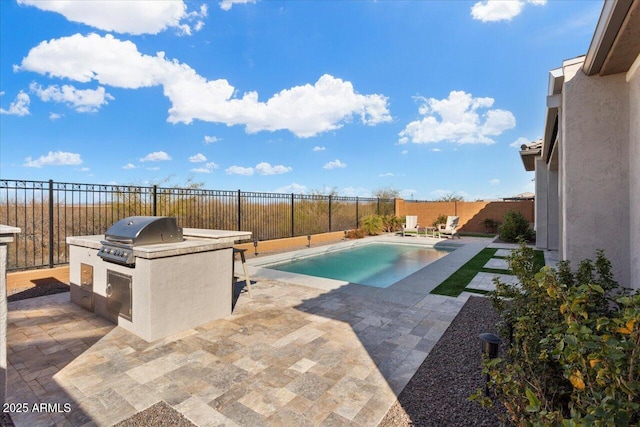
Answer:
[{"xmin": 0, "ymin": 179, "xmax": 395, "ymax": 271}]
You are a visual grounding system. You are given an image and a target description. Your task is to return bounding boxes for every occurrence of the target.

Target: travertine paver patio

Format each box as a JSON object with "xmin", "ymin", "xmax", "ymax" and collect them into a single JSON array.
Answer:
[{"xmin": 7, "ymin": 277, "xmax": 471, "ymax": 426}]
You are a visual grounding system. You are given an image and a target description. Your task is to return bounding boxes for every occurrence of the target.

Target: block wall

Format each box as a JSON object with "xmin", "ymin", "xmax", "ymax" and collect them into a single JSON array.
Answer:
[{"xmin": 396, "ymin": 199, "xmax": 534, "ymax": 234}]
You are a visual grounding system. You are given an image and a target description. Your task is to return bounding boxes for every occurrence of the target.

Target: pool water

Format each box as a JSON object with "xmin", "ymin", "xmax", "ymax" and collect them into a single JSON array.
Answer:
[{"xmin": 268, "ymin": 243, "xmax": 451, "ymax": 288}]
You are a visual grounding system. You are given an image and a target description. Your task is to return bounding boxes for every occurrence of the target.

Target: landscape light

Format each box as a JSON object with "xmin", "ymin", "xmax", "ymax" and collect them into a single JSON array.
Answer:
[{"xmin": 479, "ymin": 332, "xmax": 502, "ymax": 396}]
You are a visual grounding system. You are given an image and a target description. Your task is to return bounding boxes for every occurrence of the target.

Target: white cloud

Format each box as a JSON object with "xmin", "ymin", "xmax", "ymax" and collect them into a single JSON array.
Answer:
[
  {"xmin": 275, "ymin": 183, "xmax": 307, "ymax": 194},
  {"xmin": 30, "ymin": 82, "xmax": 113, "ymax": 113},
  {"xmin": 398, "ymin": 91, "xmax": 515, "ymax": 145},
  {"xmin": 431, "ymin": 148, "xmax": 442, "ymax": 152},
  {"xmin": 190, "ymin": 168, "xmax": 209, "ymax": 173},
  {"xmin": 255, "ymin": 162, "xmax": 292, "ymax": 175},
  {"xmin": 123, "ymin": 163, "xmax": 136, "ymax": 169},
  {"xmin": 17, "ymin": 0, "xmax": 206, "ymax": 35},
  {"xmin": 313, "ymin": 146, "xmax": 326, "ymax": 152},
  {"xmin": 471, "ymin": 0, "xmax": 546, "ymax": 23},
  {"xmin": 0, "ymin": 91, "xmax": 30, "ymax": 116},
  {"xmin": 146, "ymin": 166, "xmax": 160, "ymax": 171},
  {"xmin": 17, "ymin": 34, "xmax": 391, "ymax": 138},
  {"xmin": 482, "ymin": 109, "xmax": 517, "ymax": 135},
  {"xmin": 219, "ymin": 0, "xmax": 257, "ymax": 11},
  {"xmin": 323, "ymin": 159, "xmax": 347, "ymax": 170},
  {"xmin": 223, "ymin": 162, "xmax": 291, "ymax": 176},
  {"xmin": 49, "ymin": 112, "xmax": 62, "ymax": 120},
  {"xmin": 140, "ymin": 151, "xmax": 171, "ymax": 162},
  {"xmin": 79, "ymin": 167, "xmax": 90, "ymax": 172},
  {"xmin": 24, "ymin": 151, "xmax": 82, "ymax": 167},
  {"xmin": 379, "ymin": 173, "xmax": 394, "ymax": 177},
  {"xmin": 401, "ymin": 150, "xmax": 408, "ymax": 155},
  {"xmin": 176, "ymin": 4, "xmax": 208, "ymax": 36},
  {"xmin": 340, "ymin": 187, "xmax": 370, "ymax": 197},
  {"xmin": 510, "ymin": 136, "xmax": 530, "ymax": 148},
  {"xmin": 490, "ymin": 178, "xmax": 501, "ymax": 185},
  {"xmin": 203, "ymin": 135, "xmax": 220, "ymax": 144},
  {"xmin": 226, "ymin": 165, "xmax": 254, "ymax": 176},
  {"xmin": 188, "ymin": 153, "xmax": 207, "ymax": 162},
  {"xmin": 191, "ymin": 162, "xmax": 218, "ymax": 173}
]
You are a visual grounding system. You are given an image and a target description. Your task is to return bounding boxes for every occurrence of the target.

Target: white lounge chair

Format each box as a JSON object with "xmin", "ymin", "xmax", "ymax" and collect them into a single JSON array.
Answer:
[
  {"xmin": 403, "ymin": 215, "xmax": 420, "ymax": 236},
  {"xmin": 439, "ymin": 216, "xmax": 460, "ymax": 239}
]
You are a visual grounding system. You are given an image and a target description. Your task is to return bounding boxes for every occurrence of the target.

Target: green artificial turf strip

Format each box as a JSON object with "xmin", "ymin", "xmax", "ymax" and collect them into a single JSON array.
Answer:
[
  {"xmin": 431, "ymin": 248, "xmax": 498, "ymax": 297},
  {"xmin": 431, "ymin": 247, "xmax": 547, "ymax": 297},
  {"xmin": 467, "ymin": 289, "xmax": 490, "ymax": 295},
  {"xmin": 481, "ymin": 267, "xmax": 512, "ymax": 275},
  {"xmin": 533, "ymin": 250, "xmax": 545, "ymax": 272},
  {"xmin": 457, "ymin": 232, "xmax": 497, "ymax": 238}
]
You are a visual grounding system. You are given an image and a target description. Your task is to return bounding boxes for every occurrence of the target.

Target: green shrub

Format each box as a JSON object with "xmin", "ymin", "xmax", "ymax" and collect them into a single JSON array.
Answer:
[
  {"xmin": 381, "ymin": 214, "xmax": 403, "ymax": 232},
  {"xmin": 360, "ymin": 215, "xmax": 384, "ymax": 235},
  {"xmin": 498, "ymin": 210, "xmax": 533, "ymax": 242},
  {"xmin": 432, "ymin": 214, "xmax": 448, "ymax": 228},
  {"xmin": 472, "ymin": 245, "xmax": 640, "ymax": 426},
  {"xmin": 482, "ymin": 218, "xmax": 499, "ymax": 234},
  {"xmin": 345, "ymin": 228, "xmax": 365, "ymax": 239}
]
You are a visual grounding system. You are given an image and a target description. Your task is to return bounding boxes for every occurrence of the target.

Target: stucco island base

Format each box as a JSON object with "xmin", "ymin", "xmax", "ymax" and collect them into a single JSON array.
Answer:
[{"xmin": 67, "ymin": 230, "xmax": 250, "ymax": 342}]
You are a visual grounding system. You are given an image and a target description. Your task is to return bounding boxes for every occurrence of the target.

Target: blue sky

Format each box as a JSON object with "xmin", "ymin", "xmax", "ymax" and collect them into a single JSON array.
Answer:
[{"xmin": 1, "ymin": 0, "xmax": 602, "ymax": 200}]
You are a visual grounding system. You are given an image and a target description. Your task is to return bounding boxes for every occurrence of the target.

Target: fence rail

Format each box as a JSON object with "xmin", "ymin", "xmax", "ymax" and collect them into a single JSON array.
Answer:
[{"xmin": 0, "ymin": 179, "xmax": 394, "ymax": 271}]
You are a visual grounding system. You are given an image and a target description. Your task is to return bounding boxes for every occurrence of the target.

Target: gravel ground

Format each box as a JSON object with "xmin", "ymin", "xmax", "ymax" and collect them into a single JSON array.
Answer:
[
  {"xmin": 6, "ymin": 280, "xmax": 505, "ymax": 426},
  {"xmin": 0, "ymin": 414, "xmax": 13, "ymax": 427},
  {"xmin": 380, "ymin": 296, "xmax": 505, "ymax": 427},
  {"xmin": 113, "ymin": 402, "xmax": 196, "ymax": 427}
]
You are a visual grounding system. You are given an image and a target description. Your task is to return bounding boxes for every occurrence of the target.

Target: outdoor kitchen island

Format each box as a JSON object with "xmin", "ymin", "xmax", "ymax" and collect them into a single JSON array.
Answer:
[{"xmin": 67, "ymin": 225, "xmax": 251, "ymax": 342}]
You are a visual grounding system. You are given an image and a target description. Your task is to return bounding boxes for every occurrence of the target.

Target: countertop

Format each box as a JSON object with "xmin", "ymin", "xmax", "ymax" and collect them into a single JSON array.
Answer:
[{"xmin": 66, "ymin": 229, "xmax": 252, "ymax": 259}]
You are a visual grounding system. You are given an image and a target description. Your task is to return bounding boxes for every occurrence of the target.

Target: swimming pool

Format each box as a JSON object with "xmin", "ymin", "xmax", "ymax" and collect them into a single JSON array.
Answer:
[{"xmin": 267, "ymin": 243, "xmax": 451, "ymax": 288}]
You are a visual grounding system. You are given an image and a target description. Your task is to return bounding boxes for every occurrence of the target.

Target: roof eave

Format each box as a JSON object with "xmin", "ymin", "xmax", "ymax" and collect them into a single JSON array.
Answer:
[
  {"xmin": 583, "ymin": 0, "xmax": 634, "ymax": 76},
  {"xmin": 519, "ymin": 149, "xmax": 540, "ymax": 171},
  {"xmin": 541, "ymin": 67, "xmax": 563, "ymax": 164}
]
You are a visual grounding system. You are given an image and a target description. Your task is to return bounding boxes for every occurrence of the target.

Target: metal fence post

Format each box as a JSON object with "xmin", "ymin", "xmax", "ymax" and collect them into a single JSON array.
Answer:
[
  {"xmin": 291, "ymin": 193, "xmax": 295, "ymax": 237},
  {"xmin": 152, "ymin": 185, "xmax": 157, "ymax": 216},
  {"xmin": 328, "ymin": 195, "xmax": 332, "ymax": 232},
  {"xmin": 237, "ymin": 190, "xmax": 242, "ymax": 231},
  {"xmin": 377, "ymin": 198, "xmax": 380, "ymax": 215},
  {"xmin": 48, "ymin": 179, "xmax": 54, "ymax": 268},
  {"xmin": 356, "ymin": 197, "xmax": 359, "ymax": 228}
]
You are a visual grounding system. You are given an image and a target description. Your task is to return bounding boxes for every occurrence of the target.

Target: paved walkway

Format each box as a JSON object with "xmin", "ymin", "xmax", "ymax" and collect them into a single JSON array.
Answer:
[
  {"xmin": 7, "ymin": 278, "xmax": 473, "ymax": 426},
  {"xmin": 466, "ymin": 243, "xmax": 558, "ymax": 293},
  {"xmin": 467, "ymin": 272, "xmax": 518, "ymax": 292}
]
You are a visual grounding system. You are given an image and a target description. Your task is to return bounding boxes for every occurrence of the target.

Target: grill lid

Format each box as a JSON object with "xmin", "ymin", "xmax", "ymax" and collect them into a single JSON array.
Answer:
[{"xmin": 104, "ymin": 216, "xmax": 183, "ymax": 246}]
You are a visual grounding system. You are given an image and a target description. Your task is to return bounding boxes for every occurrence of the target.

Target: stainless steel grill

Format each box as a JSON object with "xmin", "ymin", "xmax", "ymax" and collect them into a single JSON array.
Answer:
[{"xmin": 98, "ymin": 216, "xmax": 183, "ymax": 265}]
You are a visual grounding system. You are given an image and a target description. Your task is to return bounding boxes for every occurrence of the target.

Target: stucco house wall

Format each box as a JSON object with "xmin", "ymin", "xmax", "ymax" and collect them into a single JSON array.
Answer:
[
  {"xmin": 534, "ymin": 158, "xmax": 548, "ymax": 249},
  {"xmin": 560, "ymin": 59, "xmax": 631, "ymax": 286},
  {"xmin": 629, "ymin": 57, "xmax": 640, "ymax": 288}
]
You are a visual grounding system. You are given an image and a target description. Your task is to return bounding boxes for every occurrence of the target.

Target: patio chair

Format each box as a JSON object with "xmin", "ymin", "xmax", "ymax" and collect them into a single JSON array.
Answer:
[
  {"xmin": 402, "ymin": 215, "xmax": 420, "ymax": 236},
  {"xmin": 439, "ymin": 216, "xmax": 460, "ymax": 239}
]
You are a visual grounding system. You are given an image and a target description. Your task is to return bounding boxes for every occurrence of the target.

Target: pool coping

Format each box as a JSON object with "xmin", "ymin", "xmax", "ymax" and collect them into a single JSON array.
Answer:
[{"xmin": 245, "ymin": 234, "xmax": 492, "ymax": 306}]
